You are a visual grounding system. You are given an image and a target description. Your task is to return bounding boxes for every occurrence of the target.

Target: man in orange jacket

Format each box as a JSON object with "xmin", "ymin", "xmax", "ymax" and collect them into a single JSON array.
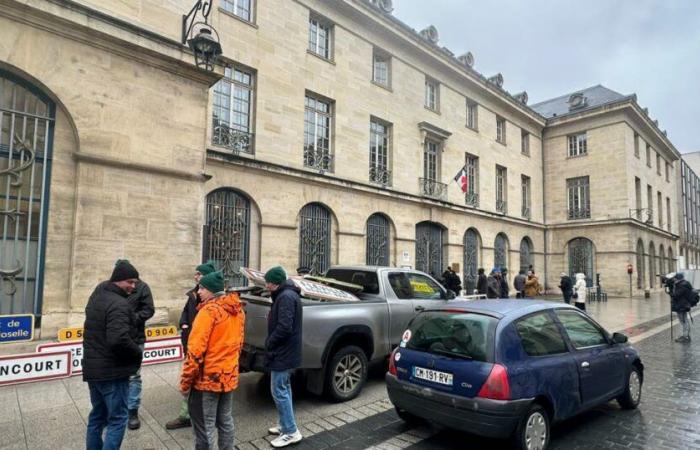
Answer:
[{"xmin": 179, "ymin": 271, "xmax": 245, "ymax": 450}]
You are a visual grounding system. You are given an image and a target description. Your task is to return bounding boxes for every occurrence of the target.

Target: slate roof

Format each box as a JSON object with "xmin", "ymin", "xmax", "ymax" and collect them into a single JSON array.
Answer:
[{"xmin": 530, "ymin": 85, "xmax": 634, "ymax": 119}]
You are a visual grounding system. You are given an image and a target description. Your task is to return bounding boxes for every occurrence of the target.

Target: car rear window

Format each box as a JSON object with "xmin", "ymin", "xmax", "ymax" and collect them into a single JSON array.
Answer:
[
  {"xmin": 405, "ymin": 311, "xmax": 497, "ymax": 362},
  {"xmin": 324, "ymin": 269, "xmax": 379, "ymax": 294}
]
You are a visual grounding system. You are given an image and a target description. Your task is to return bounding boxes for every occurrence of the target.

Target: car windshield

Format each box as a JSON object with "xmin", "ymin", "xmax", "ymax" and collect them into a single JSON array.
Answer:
[{"xmin": 406, "ymin": 311, "xmax": 497, "ymax": 362}]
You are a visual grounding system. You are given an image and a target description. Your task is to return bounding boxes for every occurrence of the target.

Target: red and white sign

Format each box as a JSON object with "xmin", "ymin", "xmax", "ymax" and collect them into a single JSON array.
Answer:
[
  {"xmin": 142, "ymin": 342, "xmax": 183, "ymax": 366},
  {"xmin": 0, "ymin": 351, "xmax": 72, "ymax": 386}
]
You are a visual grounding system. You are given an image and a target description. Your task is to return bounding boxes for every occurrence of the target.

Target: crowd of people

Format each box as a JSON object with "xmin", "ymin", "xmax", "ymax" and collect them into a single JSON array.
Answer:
[{"xmin": 82, "ymin": 260, "xmax": 303, "ymax": 450}]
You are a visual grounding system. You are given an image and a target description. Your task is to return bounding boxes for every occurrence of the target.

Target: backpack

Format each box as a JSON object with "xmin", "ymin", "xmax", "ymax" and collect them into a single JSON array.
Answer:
[{"xmin": 690, "ymin": 290, "xmax": 700, "ymax": 308}]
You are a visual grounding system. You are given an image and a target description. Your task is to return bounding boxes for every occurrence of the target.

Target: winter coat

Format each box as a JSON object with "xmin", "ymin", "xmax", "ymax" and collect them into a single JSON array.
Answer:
[
  {"xmin": 559, "ymin": 276, "xmax": 573, "ymax": 295},
  {"xmin": 513, "ymin": 274, "xmax": 527, "ymax": 293},
  {"xmin": 180, "ymin": 292, "xmax": 245, "ymax": 393},
  {"xmin": 83, "ymin": 282, "xmax": 143, "ymax": 382},
  {"xmin": 500, "ymin": 277, "xmax": 510, "ymax": 299},
  {"xmin": 178, "ymin": 287, "xmax": 200, "ymax": 353},
  {"xmin": 128, "ymin": 281, "xmax": 155, "ymax": 345},
  {"xmin": 524, "ymin": 276, "xmax": 542, "ymax": 298},
  {"xmin": 486, "ymin": 275, "xmax": 500, "ymax": 299},
  {"xmin": 476, "ymin": 274, "xmax": 488, "ymax": 295},
  {"xmin": 574, "ymin": 274, "xmax": 587, "ymax": 304},
  {"xmin": 672, "ymin": 279, "xmax": 693, "ymax": 313},
  {"xmin": 266, "ymin": 280, "xmax": 303, "ymax": 371},
  {"xmin": 442, "ymin": 271, "xmax": 462, "ymax": 294}
]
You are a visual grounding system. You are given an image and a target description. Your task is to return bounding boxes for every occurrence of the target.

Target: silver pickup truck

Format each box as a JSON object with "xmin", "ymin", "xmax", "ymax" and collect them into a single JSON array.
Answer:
[{"xmin": 239, "ymin": 265, "xmax": 458, "ymax": 402}]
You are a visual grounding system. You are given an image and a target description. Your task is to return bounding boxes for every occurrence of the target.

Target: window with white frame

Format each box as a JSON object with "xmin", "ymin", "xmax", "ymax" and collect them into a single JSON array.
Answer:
[
  {"xmin": 567, "ymin": 132, "xmax": 587, "ymax": 157},
  {"xmin": 521, "ymin": 175, "xmax": 531, "ymax": 219},
  {"xmin": 521, "ymin": 130, "xmax": 530, "ymax": 155},
  {"xmin": 465, "ymin": 153, "xmax": 479, "ymax": 206},
  {"xmin": 496, "ymin": 165, "xmax": 507, "ymax": 213},
  {"xmin": 304, "ymin": 93, "xmax": 333, "ymax": 172},
  {"xmin": 372, "ymin": 49, "xmax": 391, "ymax": 87},
  {"xmin": 369, "ymin": 118, "xmax": 391, "ymax": 186},
  {"xmin": 423, "ymin": 140, "xmax": 440, "ymax": 181},
  {"xmin": 466, "ymin": 99, "xmax": 478, "ymax": 130},
  {"xmin": 567, "ymin": 176, "xmax": 590, "ymax": 219},
  {"xmin": 496, "ymin": 116, "xmax": 506, "ymax": 144},
  {"xmin": 212, "ymin": 65, "xmax": 255, "ymax": 154},
  {"xmin": 308, "ymin": 15, "xmax": 332, "ymax": 60},
  {"xmin": 425, "ymin": 77, "xmax": 439, "ymax": 111},
  {"xmin": 221, "ymin": 0, "xmax": 253, "ymax": 22}
]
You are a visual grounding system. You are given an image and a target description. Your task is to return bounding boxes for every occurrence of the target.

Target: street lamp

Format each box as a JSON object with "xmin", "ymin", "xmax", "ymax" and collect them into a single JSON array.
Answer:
[{"xmin": 182, "ymin": 0, "xmax": 222, "ymax": 71}]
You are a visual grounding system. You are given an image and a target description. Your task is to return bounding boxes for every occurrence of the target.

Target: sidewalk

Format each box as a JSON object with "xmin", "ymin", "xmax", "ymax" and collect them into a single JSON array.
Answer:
[{"xmin": 0, "ymin": 293, "xmax": 678, "ymax": 450}]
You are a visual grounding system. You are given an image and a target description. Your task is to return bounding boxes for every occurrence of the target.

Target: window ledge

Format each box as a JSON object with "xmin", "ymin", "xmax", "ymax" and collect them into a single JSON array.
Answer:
[
  {"xmin": 424, "ymin": 106, "xmax": 441, "ymax": 115},
  {"xmin": 465, "ymin": 125, "xmax": 479, "ymax": 133},
  {"xmin": 306, "ymin": 49, "xmax": 335, "ymax": 65},
  {"xmin": 521, "ymin": 151, "xmax": 530, "ymax": 157},
  {"xmin": 496, "ymin": 140, "xmax": 506, "ymax": 146},
  {"xmin": 566, "ymin": 153, "xmax": 588, "ymax": 160},
  {"xmin": 218, "ymin": 7, "xmax": 258, "ymax": 28},
  {"xmin": 371, "ymin": 80, "xmax": 392, "ymax": 92}
]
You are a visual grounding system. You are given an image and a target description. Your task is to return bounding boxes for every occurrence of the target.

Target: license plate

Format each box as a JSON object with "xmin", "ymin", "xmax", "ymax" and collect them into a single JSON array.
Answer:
[{"xmin": 413, "ymin": 366, "xmax": 453, "ymax": 386}]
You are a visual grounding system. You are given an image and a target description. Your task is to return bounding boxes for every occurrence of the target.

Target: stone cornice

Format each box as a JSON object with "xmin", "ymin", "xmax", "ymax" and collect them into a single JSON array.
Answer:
[
  {"xmin": 73, "ymin": 152, "xmax": 210, "ymax": 182},
  {"xmin": 546, "ymin": 217, "xmax": 678, "ymax": 240}
]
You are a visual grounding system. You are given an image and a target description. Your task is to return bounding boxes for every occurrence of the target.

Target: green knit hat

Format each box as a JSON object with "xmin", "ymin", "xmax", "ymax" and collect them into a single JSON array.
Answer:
[
  {"xmin": 196, "ymin": 261, "xmax": 217, "ymax": 276},
  {"xmin": 264, "ymin": 266, "xmax": 287, "ymax": 285},
  {"xmin": 199, "ymin": 271, "xmax": 225, "ymax": 294}
]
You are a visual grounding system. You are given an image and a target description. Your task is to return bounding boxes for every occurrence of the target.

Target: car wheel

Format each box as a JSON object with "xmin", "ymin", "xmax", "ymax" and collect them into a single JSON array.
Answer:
[
  {"xmin": 617, "ymin": 365, "xmax": 642, "ymax": 409},
  {"xmin": 512, "ymin": 403, "xmax": 550, "ymax": 450},
  {"xmin": 325, "ymin": 345, "xmax": 368, "ymax": 402},
  {"xmin": 394, "ymin": 407, "xmax": 422, "ymax": 425}
]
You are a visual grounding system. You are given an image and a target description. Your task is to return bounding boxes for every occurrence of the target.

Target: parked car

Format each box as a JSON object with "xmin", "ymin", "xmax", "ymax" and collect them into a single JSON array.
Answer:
[
  {"xmin": 386, "ymin": 300, "xmax": 643, "ymax": 449},
  {"xmin": 239, "ymin": 265, "xmax": 457, "ymax": 402}
]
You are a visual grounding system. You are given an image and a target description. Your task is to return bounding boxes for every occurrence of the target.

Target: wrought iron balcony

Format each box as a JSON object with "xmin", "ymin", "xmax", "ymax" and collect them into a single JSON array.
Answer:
[
  {"xmin": 496, "ymin": 200, "xmax": 507, "ymax": 214},
  {"xmin": 629, "ymin": 208, "xmax": 653, "ymax": 225},
  {"xmin": 419, "ymin": 178, "xmax": 447, "ymax": 200},
  {"xmin": 369, "ymin": 166, "xmax": 392, "ymax": 187},
  {"xmin": 568, "ymin": 207, "xmax": 591, "ymax": 220},
  {"xmin": 212, "ymin": 124, "xmax": 254, "ymax": 155},
  {"xmin": 303, "ymin": 150, "xmax": 334, "ymax": 174},
  {"xmin": 465, "ymin": 192, "xmax": 479, "ymax": 207},
  {"xmin": 522, "ymin": 206, "xmax": 531, "ymax": 220}
]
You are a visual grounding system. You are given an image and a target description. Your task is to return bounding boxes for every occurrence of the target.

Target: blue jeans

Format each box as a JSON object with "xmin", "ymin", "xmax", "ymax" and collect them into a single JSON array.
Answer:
[
  {"xmin": 271, "ymin": 370, "xmax": 297, "ymax": 435},
  {"xmin": 128, "ymin": 344, "xmax": 145, "ymax": 410},
  {"xmin": 86, "ymin": 378, "xmax": 130, "ymax": 450}
]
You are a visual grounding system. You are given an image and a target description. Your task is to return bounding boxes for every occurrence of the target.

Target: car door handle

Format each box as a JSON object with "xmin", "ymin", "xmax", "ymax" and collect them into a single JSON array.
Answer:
[
  {"xmin": 581, "ymin": 361, "xmax": 590, "ymax": 368},
  {"xmin": 415, "ymin": 306, "xmax": 425, "ymax": 312}
]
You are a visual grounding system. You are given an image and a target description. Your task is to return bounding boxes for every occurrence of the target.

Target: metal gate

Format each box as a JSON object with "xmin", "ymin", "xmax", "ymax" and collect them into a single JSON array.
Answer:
[
  {"xmin": 519, "ymin": 237, "xmax": 533, "ymax": 273},
  {"xmin": 463, "ymin": 228, "xmax": 479, "ymax": 294},
  {"xmin": 636, "ymin": 240, "xmax": 645, "ymax": 289},
  {"xmin": 494, "ymin": 233, "xmax": 508, "ymax": 271},
  {"xmin": 299, "ymin": 203, "xmax": 331, "ymax": 275},
  {"xmin": 366, "ymin": 213, "xmax": 390, "ymax": 266},
  {"xmin": 415, "ymin": 222, "xmax": 443, "ymax": 278},
  {"xmin": 1, "ymin": 72, "xmax": 54, "ymax": 316},
  {"xmin": 203, "ymin": 189, "xmax": 250, "ymax": 287},
  {"xmin": 648, "ymin": 243, "xmax": 656, "ymax": 288},
  {"xmin": 568, "ymin": 238, "xmax": 594, "ymax": 286}
]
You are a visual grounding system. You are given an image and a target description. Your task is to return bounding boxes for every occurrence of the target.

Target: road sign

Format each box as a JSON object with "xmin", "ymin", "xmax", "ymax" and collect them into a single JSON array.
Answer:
[
  {"xmin": 56, "ymin": 325, "xmax": 178, "ymax": 343},
  {"xmin": 57, "ymin": 327, "xmax": 84, "ymax": 342},
  {"xmin": 0, "ymin": 351, "xmax": 71, "ymax": 386},
  {"xmin": 145, "ymin": 325, "xmax": 178, "ymax": 340},
  {"xmin": 0, "ymin": 314, "xmax": 34, "ymax": 344},
  {"xmin": 142, "ymin": 341, "xmax": 184, "ymax": 366}
]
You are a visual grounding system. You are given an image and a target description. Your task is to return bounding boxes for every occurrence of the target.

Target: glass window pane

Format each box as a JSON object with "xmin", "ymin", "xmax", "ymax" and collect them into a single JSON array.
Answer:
[
  {"xmin": 515, "ymin": 312, "xmax": 568, "ymax": 356},
  {"xmin": 556, "ymin": 310, "xmax": 607, "ymax": 348}
]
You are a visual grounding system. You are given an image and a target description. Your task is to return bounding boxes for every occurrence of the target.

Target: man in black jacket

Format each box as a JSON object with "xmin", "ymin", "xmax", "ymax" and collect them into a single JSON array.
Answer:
[
  {"xmin": 559, "ymin": 272, "xmax": 574, "ymax": 304},
  {"xmin": 165, "ymin": 261, "xmax": 217, "ymax": 430},
  {"xmin": 264, "ymin": 266, "xmax": 303, "ymax": 448},
  {"xmin": 671, "ymin": 272, "xmax": 693, "ymax": 343},
  {"xmin": 476, "ymin": 268, "xmax": 488, "ymax": 296},
  {"xmin": 83, "ymin": 261, "xmax": 143, "ymax": 450}
]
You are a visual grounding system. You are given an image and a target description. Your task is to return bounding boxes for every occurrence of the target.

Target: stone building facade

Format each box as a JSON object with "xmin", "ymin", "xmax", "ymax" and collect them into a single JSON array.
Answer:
[
  {"xmin": 677, "ymin": 156, "xmax": 700, "ymax": 269},
  {"xmin": 0, "ymin": 0, "xmax": 682, "ymax": 336}
]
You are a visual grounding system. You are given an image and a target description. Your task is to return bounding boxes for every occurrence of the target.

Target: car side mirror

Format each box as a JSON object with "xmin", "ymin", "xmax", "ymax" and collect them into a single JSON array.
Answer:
[
  {"xmin": 444, "ymin": 289, "xmax": 456, "ymax": 300},
  {"xmin": 612, "ymin": 332, "xmax": 628, "ymax": 344}
]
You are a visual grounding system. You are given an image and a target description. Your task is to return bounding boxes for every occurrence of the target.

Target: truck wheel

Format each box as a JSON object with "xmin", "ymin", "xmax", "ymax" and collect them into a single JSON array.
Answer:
[{"xmin": 325, "ymin": 345, "xmax": 368, "ymax": 402}]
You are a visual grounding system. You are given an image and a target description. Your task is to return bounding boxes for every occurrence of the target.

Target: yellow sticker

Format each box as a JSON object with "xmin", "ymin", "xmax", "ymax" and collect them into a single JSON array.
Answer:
[
  {"xmin": 145, "ymin": 325, "xmax": 178, "ymax": 340},
  {"xmin": 410, "ymin": 281, "xmax": 436, "ymax": 294},
  {"xmin": 57, "ymin": 327, "xmax": 84, "ymax": 342}
]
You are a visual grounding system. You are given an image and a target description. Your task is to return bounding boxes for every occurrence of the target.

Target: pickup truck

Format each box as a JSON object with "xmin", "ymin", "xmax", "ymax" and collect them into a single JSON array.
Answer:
[{"xmin": 239, "ymin": 265, "xmax": 458, "ymax": 402}]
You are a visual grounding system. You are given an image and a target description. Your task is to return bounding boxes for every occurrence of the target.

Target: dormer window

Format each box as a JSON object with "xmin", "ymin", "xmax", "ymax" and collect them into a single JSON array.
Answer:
[{"xmin": 568, "ymin": 93, "xmax": 587, "ymax": 110}]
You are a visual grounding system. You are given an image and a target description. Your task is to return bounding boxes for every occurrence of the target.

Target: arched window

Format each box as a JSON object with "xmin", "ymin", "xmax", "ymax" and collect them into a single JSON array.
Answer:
[
  {"xmin": 0, "ymin": 70, "xmax": 55, "ymax": 315},
  {"xmin": 668, "ymin": 246, "xmax": 674, "ymax": 273},
  {"xmin": 366, "ymin": 213, "xmax": 391, "ymax": 266},
  {"xmin": 494, "ymin": 233, "xmax": 509, "ymax": 271},
  {"xmin": 299, "ymin": 203, "xmax": 332, "ymax": 275},
  {"xmin": 519, "ymin": 237, "xmax": 534, "ymax": 274},
  {"xmin": 463, "ymin": 228, "xmax": 481, "ymax": 294},
  {"xmin": 568, "ymin": 238, "xmax": 595, "ymax": 286},
  {"xmin": 415, "ymin": 221, "xmax": 444, "ymax": 278},
  {"xmin": 659, "ymin": 245, "xmax": 666, "ymax": 276},
  {"xmin": 204, "ymin": 189, "xmax": 251, "ymax": 287},
  {"xmin": 648, "ymin": 242, "xmax": 656, "ymax": 288},
  {"xmin": 636, "ymin": 239, "xmax": 645, "ymax": 289}
]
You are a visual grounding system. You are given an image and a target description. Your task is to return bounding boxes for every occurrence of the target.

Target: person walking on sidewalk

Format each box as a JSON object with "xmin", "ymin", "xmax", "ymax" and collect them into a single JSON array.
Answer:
[
  {"xmin": 574, "ymin": 273, "xmax": 587, "ymax": 311},
  {"xmin": 166, "ymin": 261, "xmax": 217, "ymax": 430},
  {"xmin": 180, "ymin": 271, "xmax": 245, "ymax": 450},
  {"xmin": 264, "ymin": 266, "xmax": 303, "ymax": 448},
  {"xmin": 559, "ymin": 272, "xmax": 574, "ymax": 304},
  {"xmin": 83, "ymin": 261, "xmax": 143, "ymax": 450},
  {"xmin": 476, "ymin": 268, "xmax": 488, "ymax": 296},
  {"xmin": 486, "ymin": 268, "xmax": 501, "ymax": 299},
  {"xmin": 499, "ymin": 268, "xmax": 510, "ymax": 299},
  {"xmin": 513, "ymin": 270, "xmax": 526, "ymax": 298},
  {"xmin": 671, "ymin": 272, "xmax": 693, "ymax": 343}
]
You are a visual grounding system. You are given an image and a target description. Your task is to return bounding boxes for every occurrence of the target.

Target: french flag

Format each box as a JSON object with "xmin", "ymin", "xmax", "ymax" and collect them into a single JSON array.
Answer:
[{"xmin": 453, "ymin": 167, "xmax": 468, "ymax": 193}]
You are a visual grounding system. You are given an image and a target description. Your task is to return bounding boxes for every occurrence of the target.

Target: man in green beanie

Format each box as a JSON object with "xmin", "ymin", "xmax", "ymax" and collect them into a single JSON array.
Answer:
[
  {"xmin": 166, "ymin": 261, "xmax": 217, "ymax": 430},
  {"xmin": 264, "ymin": 266, "xmax": 303, "ymax": 447}
]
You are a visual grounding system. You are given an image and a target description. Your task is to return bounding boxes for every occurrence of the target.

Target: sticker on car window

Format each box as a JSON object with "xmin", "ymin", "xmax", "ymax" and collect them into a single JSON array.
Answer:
[
  {"xmin": 402, "ymin": 329, "xmax": 412, "ymax": 343},
  {"xmin": 410, "ymin": 281, "xmax": 436, "ymax": 294}
]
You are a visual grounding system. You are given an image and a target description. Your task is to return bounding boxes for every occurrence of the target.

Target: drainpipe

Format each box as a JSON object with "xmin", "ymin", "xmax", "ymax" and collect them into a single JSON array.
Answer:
[{"xmin": 540, "ymin": 127, "xmax": 548, "ymax": 293}]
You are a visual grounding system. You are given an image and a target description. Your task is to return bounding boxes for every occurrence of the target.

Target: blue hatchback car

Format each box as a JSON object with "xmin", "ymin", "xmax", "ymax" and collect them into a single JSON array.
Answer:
[{"xmin": 386, "ymin": 300, "xmax": 643, "ymax": 450}]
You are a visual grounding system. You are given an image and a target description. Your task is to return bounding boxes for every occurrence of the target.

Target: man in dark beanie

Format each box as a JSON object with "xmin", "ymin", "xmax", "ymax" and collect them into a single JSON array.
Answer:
[
  {"xmin": 83, "ymin": 261, "xmax": 143, "ymax": 450},
  {"xmin": 264, "ymin": 266, "xmax": 303, "ymax": 448},
  {"xmin": 166, "ymin": 261, "xmax": 217, "ymax": 430}
]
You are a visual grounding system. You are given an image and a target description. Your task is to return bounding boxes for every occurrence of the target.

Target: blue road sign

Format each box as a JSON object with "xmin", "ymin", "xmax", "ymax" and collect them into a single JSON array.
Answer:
[{"xmin": 0, "ymin": 314, "xmax": 34, "ymax": 343}]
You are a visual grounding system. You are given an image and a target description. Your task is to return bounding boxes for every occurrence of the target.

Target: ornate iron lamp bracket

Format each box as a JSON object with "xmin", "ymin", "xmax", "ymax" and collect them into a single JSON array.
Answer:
[{"xmin": 182, "ymin": 0, "xmax": 212, "ymax": 44}]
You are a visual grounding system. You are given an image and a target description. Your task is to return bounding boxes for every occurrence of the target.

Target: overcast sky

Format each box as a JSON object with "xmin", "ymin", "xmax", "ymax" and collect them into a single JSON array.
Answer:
[{"xmin": 392, "ymin": 0, "xmax": 700, "ymax": 152}]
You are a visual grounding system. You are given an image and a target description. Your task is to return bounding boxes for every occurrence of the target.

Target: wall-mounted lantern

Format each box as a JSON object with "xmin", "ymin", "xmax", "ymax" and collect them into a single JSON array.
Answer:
[{"xmin": 182, "ymin": 1, "xmax": 222, "ymax": 71}]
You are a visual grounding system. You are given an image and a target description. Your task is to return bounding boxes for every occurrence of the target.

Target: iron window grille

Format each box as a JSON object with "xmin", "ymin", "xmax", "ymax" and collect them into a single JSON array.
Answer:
[
  {"xmin": 567, "ymin": 176, "xmax": 590, "ymax": 219},
  {"xmin": 415, "ymin": 222, "xmax": 443, "ymax": 278},
  {"xmin": 463, "ymin": 229, "xmax": 480, "ymax": 294},
  {"xmin": 372, "ymin": 50, "xmax": 391, "ymax": 87},
  {"xmin": 212, "ymin": 66, "xmax": 255, "ymax": 155},
  {"xmin": 519, "ymin": 238, "xmax": 533, "ymax": 274},
  {"xmin": 496, "ymin": 116, "xmax": 506, "ymax": 144},
  {"xmin": 304, "ymin": 94, "xmax": 333, "ymax": 173},
  {"xmin": 420, "ymin": 178, "xmax": 447, "ymax": 201},
  {"xmin": 308, "ymin": 16, "xmax": 332, "ymax": 60},
  {"xmin": 465, "ymin": 192, "xmax": 479, "ymax": 207},
  {"xmin": 567, "ymin": 133, "xmax": 587, "ymax": 157},
  {"xmin": 636, "ymin": 240, "xmax": 645, "ymax": 289},
  {"xmin": 366, "ymin": 213, "xmax": 390, "ymax": 266},
  {"xmin": 494, "ymin": 234, "xmax": 508, "ymax": 270},
  {"xmin": 299, "ymin": 203, "xmax": 331, "ymax": 275},
  {"xmin": 568, "ymin": 238, "xmax": 594, "ymax": 286},
  {"xmin": 629, "ymin": 208, "xmax": 654, "ymax": 225},
  {"xmin": 221, "ymin": 0, "xmax": 253, "ymax": 22},
  {"xmin": 369, "ymin": 119, "xmax": 391, "ymax": 186},
  {"xmin": 466, "ymin": 99, "xmax": 478, "ymax": 130},
  {"xmin": 424, "ymin": 77, "xmax": 439, "ymax": 111}
]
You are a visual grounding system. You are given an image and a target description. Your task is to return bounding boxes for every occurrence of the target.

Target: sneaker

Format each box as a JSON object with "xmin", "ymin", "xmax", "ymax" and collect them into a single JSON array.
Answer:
[
  {"xmin": 165, "ymin": 417, "xmax": 191, "ymax": 430},
  {"xmin": 675, "ymin": 336, "xmax": 686, "ymax": 343},
  {"xmin": 271, "ymin": 430, "xmax": 303, "ymax": 448},
  {"xmin": 268, "ymin": 426, "xmax": 281, "ymax": 435},
  {"xmin": 128, "ymin": 409, "xmax": 141, "ymax": 430}
]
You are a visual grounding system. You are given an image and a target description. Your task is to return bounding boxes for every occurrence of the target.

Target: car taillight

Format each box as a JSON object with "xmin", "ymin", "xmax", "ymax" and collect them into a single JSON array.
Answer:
[
  {"xmin": 477, "ymin": 364, "xmax": 510, "ymax": 400},
  {"xmin": 388, "ymin": 348, "xmax": 398, "ymax": 376}
]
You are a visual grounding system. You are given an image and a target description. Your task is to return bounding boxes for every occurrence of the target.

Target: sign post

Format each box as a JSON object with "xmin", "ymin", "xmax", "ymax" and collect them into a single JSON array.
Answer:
[
  {"xmin": 0, "ymin": 314, "xmax": 34, "ymax": 344},
  {"xmin": 627, "ymin": 264, "xmax": 633, "ymax": 298}
]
